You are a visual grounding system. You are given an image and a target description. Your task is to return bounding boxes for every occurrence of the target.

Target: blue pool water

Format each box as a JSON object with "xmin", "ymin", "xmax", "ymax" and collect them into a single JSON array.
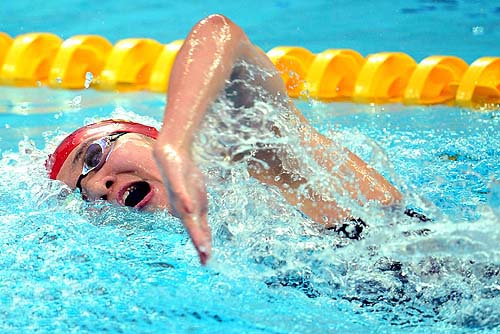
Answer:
[{"xmin": 1, "ymin": 1, "xmax": 500, "ymax": 333}]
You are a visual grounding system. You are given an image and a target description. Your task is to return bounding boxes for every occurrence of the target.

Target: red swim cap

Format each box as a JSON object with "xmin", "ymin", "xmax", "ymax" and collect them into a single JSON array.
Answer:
[{"xmin": 46, "ymin": 119, "xmax": 159, "ymax": 179}]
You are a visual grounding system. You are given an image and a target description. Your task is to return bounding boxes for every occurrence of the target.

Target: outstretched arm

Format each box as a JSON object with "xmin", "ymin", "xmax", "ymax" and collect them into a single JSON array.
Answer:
[
  {"xmin": 153, "ymin": 14, "xmax": 402, "ymax": 265},
  {"xmin": 153, "ymin": 14, "xmax": 283, "ymax": 265}
]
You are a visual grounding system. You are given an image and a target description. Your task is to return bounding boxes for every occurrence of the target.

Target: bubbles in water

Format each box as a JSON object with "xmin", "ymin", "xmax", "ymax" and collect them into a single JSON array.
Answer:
[
  {"xmin": 189, "ymin": 62, "xmax": 500, "ymax": 328},
  {"xmin": 68, "ymin": 95, "xmax": 82, "ymax": 108},
  {"xmin": 487, "ymin": 179, "xmax": 500, "ymax": 218},
  {"xmin": 2, "ymin": 63, "xmax": 499, "ymax": 331},
  {"xmin": 472, "ymin": 25, "xmax": 485, "ymax": 35}
]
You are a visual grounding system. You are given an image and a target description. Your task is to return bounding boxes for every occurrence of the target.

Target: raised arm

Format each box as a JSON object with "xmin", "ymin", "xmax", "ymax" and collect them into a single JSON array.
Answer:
[
  {"xmin": 153, "ymin": 14, "xmax": 402, "ymax": 265},
  {"xmin": 153, "ymin": 14, "xmax": 285, "ymax": 265}
]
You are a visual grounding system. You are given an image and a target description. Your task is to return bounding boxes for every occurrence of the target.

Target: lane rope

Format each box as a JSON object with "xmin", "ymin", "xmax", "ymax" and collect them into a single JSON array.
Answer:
[{"xmin": 1, "ymin": 32, "xmax": 499, "ymax": 108}]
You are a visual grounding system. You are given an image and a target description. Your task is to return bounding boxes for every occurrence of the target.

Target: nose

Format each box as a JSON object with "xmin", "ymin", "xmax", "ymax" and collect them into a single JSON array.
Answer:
[{"xmin": 82, "ymin": 174, "xmax": 115, "ymax": 201}]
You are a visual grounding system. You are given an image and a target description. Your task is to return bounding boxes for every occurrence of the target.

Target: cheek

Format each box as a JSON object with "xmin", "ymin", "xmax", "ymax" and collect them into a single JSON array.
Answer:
[
  {"xmin": 152, "ymin": 183, "xmax": 171, "ymax": 210},
  {"xmin": 137, "ymin": 156, "xmax": 163, "ymax": 178},
  {"xmin": 113, "ymin": 144, "xmax": 162, "ymax": 179},
  {"xmin": 56, "ymin": 153, "xmax": 84, "ymax": 189}
]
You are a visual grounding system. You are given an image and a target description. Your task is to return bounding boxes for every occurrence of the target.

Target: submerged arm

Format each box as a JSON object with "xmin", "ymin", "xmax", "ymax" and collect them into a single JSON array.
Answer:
[{"xmin": 249, "ymin": 113, "xmax": 402, "ymax": 227}]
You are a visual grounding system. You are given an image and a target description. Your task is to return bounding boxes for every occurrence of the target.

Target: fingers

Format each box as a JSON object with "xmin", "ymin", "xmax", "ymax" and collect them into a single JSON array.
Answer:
[
  {"xmin": 168, "ymin": 181, "xmax": 212, "ymax": 265},
  {"xmin": 164, "ymin": 171, "xmax": 195, "ymax": 214},
  {"xmin": 167, "ymin": 180, "xmax": 195, "ymax": 217},
  {"xmin": 168, "ymin": 182, "xmax": 212, "ymax": 265},
  {"xmin": 154, "ymin": 143, "xmax": 212, "ymax": 264},
  {"xmin": 182, "ymin": 213, "xmax": 212, "ymax": 265}
]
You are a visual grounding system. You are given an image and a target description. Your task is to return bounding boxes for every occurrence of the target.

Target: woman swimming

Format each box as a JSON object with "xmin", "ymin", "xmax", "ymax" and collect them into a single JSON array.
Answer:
[{"xmin": 46, "ymin": 14, "xmax": 402, "ymax": 265}]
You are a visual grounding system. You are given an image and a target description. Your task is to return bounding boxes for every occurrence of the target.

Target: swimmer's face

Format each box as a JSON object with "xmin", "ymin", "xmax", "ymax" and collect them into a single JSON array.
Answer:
[{"xmin": 56, "ymin": 132, "xmax": 170, "ymax": 212}]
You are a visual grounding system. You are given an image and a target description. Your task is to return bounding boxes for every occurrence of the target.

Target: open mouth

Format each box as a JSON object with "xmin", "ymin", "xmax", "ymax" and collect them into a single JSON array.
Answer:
[{"xmin": 122, "ymin": 181, "xmax": 152, "ymax": 208}]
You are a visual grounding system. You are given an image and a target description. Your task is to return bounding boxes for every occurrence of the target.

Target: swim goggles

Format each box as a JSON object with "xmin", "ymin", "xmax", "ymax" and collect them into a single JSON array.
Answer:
[
  {"xmin": 46, "ymin": 119, "xmax": 159, "ymax": 180},
  {"xmin": 75, "ymin": 132, "xmax": 128, "ymax": 195}
]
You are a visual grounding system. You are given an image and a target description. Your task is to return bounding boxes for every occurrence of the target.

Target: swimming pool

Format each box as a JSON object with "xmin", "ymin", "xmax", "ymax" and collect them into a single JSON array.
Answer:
[{"xmin": 1, "ymin": 1, "xmax": 499, "ymax": 333}]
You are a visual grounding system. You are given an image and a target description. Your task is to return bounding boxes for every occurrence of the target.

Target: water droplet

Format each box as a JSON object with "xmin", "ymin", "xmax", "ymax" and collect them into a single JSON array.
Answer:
[
  {"xmin": 69, "ymin": 95, "xmax": 82, "ymax": 108},
  {"xmin": 84, "ymin": 72, "xmax": 94, "ymax": 89}
]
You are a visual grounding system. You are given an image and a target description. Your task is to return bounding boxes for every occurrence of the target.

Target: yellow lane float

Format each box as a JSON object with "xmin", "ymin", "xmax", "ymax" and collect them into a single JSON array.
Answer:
[
  {"xmin": 99, "ymin": 38, "xmax": 163, "ymax": 91},
  {"xmin": 456, "ymin": 57, "xmax": 500, "ymax": 108},
  {"xmin": 48, "ymin": 35, "xmax": 113, "ymax": 89},
  {"xmin": 149, "ymin": 40, "xmax": 184, "ymax": 93},
  {"xmin": 403, "ymin": 56, "xmax": 468, "ymax": 105},
  {"xmin": 305, "ymin": 49, "xmax": 364, "ymax": 101},
  {"xmin": 1, "ymin": 33, "xmax": 62, "ymax": 86},
  {"xmin": 0, "ymin": 32, "xmax": 13, "ymax": 67},
  {"xmin": 0, "ymin": 31, "xmax": 499, "ymax": 108},
  {"xmin": 353, "ymin": 52, "xmax": 417, "ymax": 104},
  {"xmin": 266, "ymin": 46, "xmax": 315, "ymax": 98}
]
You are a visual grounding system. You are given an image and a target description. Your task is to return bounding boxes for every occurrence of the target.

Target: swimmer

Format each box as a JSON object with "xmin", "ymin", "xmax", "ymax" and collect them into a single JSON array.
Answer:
[{"xmin": 46, "ymin": 14, "xmax": 402, "ymax": 265}]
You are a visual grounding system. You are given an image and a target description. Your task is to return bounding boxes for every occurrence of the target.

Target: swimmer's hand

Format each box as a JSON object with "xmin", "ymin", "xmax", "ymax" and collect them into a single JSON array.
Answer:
[{"xmin": 153, "ymin": 143, "xmax": 211, "ymax": 265}]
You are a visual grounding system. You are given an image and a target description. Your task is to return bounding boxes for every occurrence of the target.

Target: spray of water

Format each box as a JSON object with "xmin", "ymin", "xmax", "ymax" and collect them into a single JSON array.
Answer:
[{"xmin": 0, "ymin": 62, "xmax": 498, "ymax": 330}]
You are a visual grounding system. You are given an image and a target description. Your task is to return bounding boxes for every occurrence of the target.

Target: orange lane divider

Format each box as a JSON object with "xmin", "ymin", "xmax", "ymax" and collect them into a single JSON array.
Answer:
[{"xmin": 0, "ymin": 31, "xmax": 499, "ymax": 108}]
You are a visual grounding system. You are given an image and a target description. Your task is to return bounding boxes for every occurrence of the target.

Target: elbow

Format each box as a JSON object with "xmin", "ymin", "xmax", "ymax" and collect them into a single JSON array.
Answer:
[
  {"xmin": 191, "ymin": 14, "xmax": 245, "ymax": 41},
  {"xmin": 200, "ymin": 14, "xmax": 231, "ymax": 26},
  {"xmin": 199, "ymin": 14, "xmax": 233, "ymax": 29}
]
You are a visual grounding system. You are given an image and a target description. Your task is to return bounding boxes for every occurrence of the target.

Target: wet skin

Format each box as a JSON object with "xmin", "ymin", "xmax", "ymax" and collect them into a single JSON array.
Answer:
[
  {"xmin": 55, "ymin": 14, "xmax": 402, "ymax": 265},
  {"xmin": 151, "ymin": 14, "xmax": 402, "ymax": 264},
  {"xmin": 56, "ymin": 132, "xmax": 171, "ymax": 212}
]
